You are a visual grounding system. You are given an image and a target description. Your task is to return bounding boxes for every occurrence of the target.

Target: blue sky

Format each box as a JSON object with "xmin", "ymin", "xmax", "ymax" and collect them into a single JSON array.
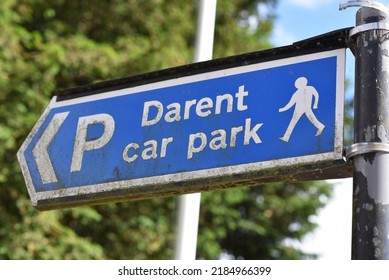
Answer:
[{"xmin": 271, "ymin": 0, "xmax": 356, "ymax": 47}]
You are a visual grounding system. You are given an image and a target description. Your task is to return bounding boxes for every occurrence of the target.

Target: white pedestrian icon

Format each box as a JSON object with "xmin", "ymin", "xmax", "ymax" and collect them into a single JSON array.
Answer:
[{"xmin": 279, "ymin": 77, "xmax": 325, "ymax": 142}]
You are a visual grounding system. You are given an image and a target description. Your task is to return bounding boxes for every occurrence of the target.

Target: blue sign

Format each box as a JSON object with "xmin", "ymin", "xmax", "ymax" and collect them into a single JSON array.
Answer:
[{"xmin": 18, "ymin": 49, "xmax": 345, "ymax": 209}]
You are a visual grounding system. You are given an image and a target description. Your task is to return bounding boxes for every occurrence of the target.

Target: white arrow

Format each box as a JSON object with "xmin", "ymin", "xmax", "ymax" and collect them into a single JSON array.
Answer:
[{"xmin": 32, "ymin": 112, "xmax": 69, "ymax": 184}]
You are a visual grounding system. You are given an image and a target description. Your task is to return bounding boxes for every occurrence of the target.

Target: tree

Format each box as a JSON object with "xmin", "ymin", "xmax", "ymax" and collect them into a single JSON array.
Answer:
[{"xmin": 0, "ymin": 0, "xmax": 332, "ymax": 259}]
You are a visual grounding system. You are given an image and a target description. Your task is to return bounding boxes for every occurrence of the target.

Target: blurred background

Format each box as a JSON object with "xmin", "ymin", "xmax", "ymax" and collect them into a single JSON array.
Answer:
[{"xmin": 0, "ymin": 0, "xmax": 358, "ymax": 259}]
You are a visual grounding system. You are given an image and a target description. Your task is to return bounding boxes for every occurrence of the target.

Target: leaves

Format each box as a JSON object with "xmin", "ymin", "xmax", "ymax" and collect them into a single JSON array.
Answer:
[{"xmin": 198, "ymin": 181, "xmax": 332, "ymax": 259}]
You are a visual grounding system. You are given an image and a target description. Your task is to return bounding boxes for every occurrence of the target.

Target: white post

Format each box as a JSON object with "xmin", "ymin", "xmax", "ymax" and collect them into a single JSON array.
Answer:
[{"xmin": 174, "ymin": 0, "xmax": 217, "ymax": 260}]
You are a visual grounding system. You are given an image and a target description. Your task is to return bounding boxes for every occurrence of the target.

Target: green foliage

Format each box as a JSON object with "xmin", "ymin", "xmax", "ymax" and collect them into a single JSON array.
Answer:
[
  {"xmin": 198, "ymin": 181, "xmax": 331, "ymax": 259},
  {"xmin": 344, "ymin": 79, "xmax": 354, "ymax": 146},
  {"xmin": 1, "ymin": 0, "xmax": 334, "ymax": 260}
]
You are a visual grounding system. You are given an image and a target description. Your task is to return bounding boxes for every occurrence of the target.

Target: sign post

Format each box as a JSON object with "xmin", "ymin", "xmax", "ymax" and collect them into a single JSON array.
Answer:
[{"xmin": 343, "ymin": 3, "xmax": 389, "ymax": 259}]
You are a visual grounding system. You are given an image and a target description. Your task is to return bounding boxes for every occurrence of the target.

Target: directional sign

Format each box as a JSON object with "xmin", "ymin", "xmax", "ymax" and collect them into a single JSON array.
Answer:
[{"xmin": 18, "ymin": 47, "xmax": 346, "ymax": 210}]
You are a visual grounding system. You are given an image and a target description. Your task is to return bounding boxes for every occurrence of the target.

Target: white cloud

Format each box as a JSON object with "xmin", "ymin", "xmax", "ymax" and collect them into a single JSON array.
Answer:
[{"xmin": 290, "ymin": 0, "xmax": 334, "ymax": 9}]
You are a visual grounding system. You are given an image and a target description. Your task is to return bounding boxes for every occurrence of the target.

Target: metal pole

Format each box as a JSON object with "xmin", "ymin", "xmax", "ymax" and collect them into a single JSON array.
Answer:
[
  {"xmin": 351, "ymin": 5, "xmax": 389, "ymax": 259},
  {"xmin": 174, "ymin": 0, "xmax": 217, "ymax": 260}
]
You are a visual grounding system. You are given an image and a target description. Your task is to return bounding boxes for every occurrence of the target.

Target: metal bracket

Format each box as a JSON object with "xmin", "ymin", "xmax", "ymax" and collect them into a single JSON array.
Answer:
[
  {"xmin": 340, "ymin": 1, "xmax": 389, "ymax": 13},
  {"xmin": 345, "ymin": 142, "xmax": 389, "ymax": 160},
  {"xmin": 339, "ymin": 2, "xmax": 389, "ymax": 51},
  {"xmin": 349, "ymin": 22, "xmax": 389, "ymax": 37},
  {"xmin": 340, "ymin": 1, "xmax": 372, "ymax": 10}
]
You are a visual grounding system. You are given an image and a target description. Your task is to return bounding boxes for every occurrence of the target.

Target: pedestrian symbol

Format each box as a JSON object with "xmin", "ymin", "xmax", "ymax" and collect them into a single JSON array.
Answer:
[{"xmin": 279, "ymin": 77, "xmax": 325, "ymax": 142}]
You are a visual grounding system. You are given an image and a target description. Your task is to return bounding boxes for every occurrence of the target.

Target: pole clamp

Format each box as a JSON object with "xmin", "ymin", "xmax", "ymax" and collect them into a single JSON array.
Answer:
[
  {"xmin": 340, "ymin": 1, "xmax": 389, "ymax": 13},
  {"xmin": 345, "ymin": 142, "xmax": 389, "ymax": 160},
  {"xmin": 340, "ymin": 1, "xmax": 373, "ymax": 10},
  {"xmin": 349, "ymin": 22, "xmax": 389, "ymax": 37}
]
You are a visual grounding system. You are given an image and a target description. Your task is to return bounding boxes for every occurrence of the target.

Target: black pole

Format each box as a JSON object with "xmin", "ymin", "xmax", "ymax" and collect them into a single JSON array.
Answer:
[{"xmin": 351, "ymin": 6, "xmax": 389, "ymax": 259}]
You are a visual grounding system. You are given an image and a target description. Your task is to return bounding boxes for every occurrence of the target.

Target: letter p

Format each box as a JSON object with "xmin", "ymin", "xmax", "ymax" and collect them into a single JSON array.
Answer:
[
  {"xmin": 71, "ymin": 113, "xmax": 115, "ymax": 172},
  {"xmin": 187, "ymin": 132, "xmax": 207, "ymax": 159}
]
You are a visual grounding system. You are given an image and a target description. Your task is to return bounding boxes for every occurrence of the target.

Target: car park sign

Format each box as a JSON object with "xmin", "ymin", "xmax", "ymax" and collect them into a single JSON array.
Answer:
[{"xmin": 18, "ymin": 44, "xmax": 346, "ymax": 210}]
